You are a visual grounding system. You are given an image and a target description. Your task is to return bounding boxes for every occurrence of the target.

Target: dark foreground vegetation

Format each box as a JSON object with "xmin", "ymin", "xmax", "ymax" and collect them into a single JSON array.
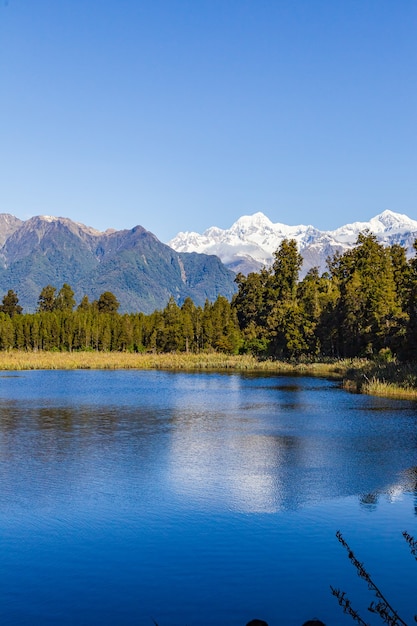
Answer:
[
  {"xmin": 1, "ymin": 231, "xmax": 417, "ymax": 395},
  {"xmin": 332, "ymin": 531, "xmax": 417, "ymax": 625}
]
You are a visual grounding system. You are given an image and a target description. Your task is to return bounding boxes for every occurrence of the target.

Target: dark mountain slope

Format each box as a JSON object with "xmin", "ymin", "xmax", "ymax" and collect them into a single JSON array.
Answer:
[
  {"xmin": 0, "ymin": 215, "xmax": 237, "ymax": 313},
  {"xmin": 0, "ymin": 217, "xmax": 100, "ymax": 309},
  {"xmin": 79, "ymin": 225, "xmax": 195, "ymax": 313},
  {"xmin": 179, "ymin": 252, "xmax": 237, "ymax": 302}
]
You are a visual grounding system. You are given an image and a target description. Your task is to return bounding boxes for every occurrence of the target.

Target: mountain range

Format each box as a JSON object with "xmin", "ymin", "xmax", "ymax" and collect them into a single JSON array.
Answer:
[
  {"xmin": 168, "ymin": 210, "xmax": 417, "ymax": 275},
  {"xmin": 0, "ymin": 215, "xmax": 236, "ymax": 313},
  {"xmin": 1, "ymin": 209, "xmax": 417, "ymax": 314}
]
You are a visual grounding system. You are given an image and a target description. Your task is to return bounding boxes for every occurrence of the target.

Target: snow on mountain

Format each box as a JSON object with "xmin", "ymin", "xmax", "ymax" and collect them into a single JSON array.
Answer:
[
  {"xmin": 329, "ymin": 210, "xmax": 417, "ymax": 244},
  {"xmin": 168, "ymin": 210, "xmax": 417, "ymax": 276}
]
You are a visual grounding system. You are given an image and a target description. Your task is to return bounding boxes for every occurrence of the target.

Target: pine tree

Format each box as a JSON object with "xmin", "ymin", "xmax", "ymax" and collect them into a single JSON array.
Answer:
[
  {"xmin": 270, "ymin": 238, "xmax": 303, "ymax": 301},
  {"xmin": 96, "ymin": 291, "xmax": 120, "ymax": 313},
  {"xmin": 232, "ymin": 269, "xmax": 270, "ymax": 354},
  {"xmin": 77, "ymin": 295, "xmax": 91, "ymax": 312},
  {"xmin": 37, "ymin": 285, "xmax": 57, "ymax": 313},
  {"xmin": 0, "ymin": 289, "xmax": 23, "ymax": 316},
  {"xmin": 55, "ymin": 283, "xmax": 76, "ymax": 312},
  {"xmin": 0, "ymin": 313, "xmax": 14, "ymax": 349},
  {"xmin": 266, "ymin": 239, "xmax": 303, "ymax": 357},
  {"xmin": 405, "ymin": 240, "xmax": 417, "ymax": 359},
  {"xmin": 329, "ymin": 232, "xmax": 402, "ymax": 356},
  {"xmin": 162, "ymin": 296, "xmax": 183, "ymax": 351},
  {"xmin": 181, "ymin": 297, "xmax": 196, "ymax": 352}
]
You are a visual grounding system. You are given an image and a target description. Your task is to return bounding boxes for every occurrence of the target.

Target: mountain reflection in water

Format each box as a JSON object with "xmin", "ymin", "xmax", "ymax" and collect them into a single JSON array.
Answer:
[
  {"xmin": 0, "ymin": 370, "xmax": 417, "ymax": 625},
  {"xmin": 1, "ymin": 371, "xmax": 417, "ymax": 516}
]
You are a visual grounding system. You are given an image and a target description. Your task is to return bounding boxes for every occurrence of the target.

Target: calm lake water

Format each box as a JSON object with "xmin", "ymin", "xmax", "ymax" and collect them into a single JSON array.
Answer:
[{"xmin": 0, "ymin": 370, "xmax": 416, "ymax": 625}]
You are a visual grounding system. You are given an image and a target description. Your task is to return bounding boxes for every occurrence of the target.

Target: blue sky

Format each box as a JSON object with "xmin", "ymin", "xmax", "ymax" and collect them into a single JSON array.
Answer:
[{"xmin": 1, "ymin": 0, "xmax": 416, "ymax": 241}]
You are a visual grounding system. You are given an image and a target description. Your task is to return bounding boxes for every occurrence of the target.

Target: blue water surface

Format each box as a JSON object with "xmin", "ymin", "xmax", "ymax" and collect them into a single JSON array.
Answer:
[{"xmin": 0, "ymin": 370, "xmax": 416, "ymax": 625}]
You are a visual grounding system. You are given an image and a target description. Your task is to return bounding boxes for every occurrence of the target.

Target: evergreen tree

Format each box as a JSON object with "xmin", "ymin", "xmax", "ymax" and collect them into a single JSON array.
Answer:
[
  {"xmin": 210, "ymin": 295, "xmax": 241, "ymax": 353},
  {"xmin": 56, "ymin": 283, "xmax": 76, "ymax": 312},
  {"xmin": 73, "ymin": 311, "xmax": 92, "ymax": 350},
  {"xmin": 13, "ymin": 315, "xmax": 25, "ymax": 349},
  {"xmin": 37, "ymin": 285, "xmax": 57, "ymax": 313},
  {"xmin": 0, "ymin": 289, "xmax": 23, "ymax": 316},
  {"xmin": 27, "ymin": 315, "xmax": 37, "ymax": 350},
  {"xmin": 98, "ymin": 314, "xmax": 112, "ymax": 350},
  {"xmin": 0, "ymin": 313, "xmax": 15, "ymax": 349},
  {"xmin": 181, "ymin": 297, "xmax": 197, "ymax": 352},
  {"xmin": 232, "ymin": 268, "xmax": 270, "ymax": 354},
  {"xmin": 201, "ymin": 299, "xmax": 214, "ymax": 350},
  {"xmin": 266, "ymin": 239, "xmax": 304, "ymax": 357},
  {"xmin": 96, "ymin": 291, "xmax": 120, "ymax": 313},
  {"xmin": 329, "ymin": 232, "xmax": 401, "ymax": 356},
  {"xmin": 77, "ymin": 295, "xmax": 91, "ymax": 312},
  {"xmin": 390, "ymin": 243, "xmax": 410, "ymax": 310},
  {"xmin": 129, "ymin": 313, "xmax": 145, "ymax": 352},
  {"xmin": 60, "ymin": 312, "xmax": 76, "ymax": 351},
  {"xmin": 270, "ymin": 238, "xmax": 303, "ymax": 301},
  {"xmin": 296, "ymin": 268, "xmax": 329, "ymax": 356},
  {"xmin": 162, "ymin": 296, "xmax": 183, "ymax": 351},
  {"xmin": 405, "ymin": 240, "xmax": 417, "ymax": 359}
]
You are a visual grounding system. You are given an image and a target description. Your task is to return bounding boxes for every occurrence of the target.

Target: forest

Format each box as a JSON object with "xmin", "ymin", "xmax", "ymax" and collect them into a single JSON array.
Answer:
[{"xmin": 0, "ymin": 231, "xmax": 416, "ymax": 361}]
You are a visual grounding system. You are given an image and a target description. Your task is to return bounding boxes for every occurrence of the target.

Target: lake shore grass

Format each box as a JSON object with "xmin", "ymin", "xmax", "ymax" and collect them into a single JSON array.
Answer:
[
  {"xmin": 0, "ymin": 350, "xmax": 358, "ymax": 375},
  {"xmin": 343, "ymin": 360, "xmax": 417, "ymax": 400},
  {"xmin": 0, "ymin": 350, "xmax": 416, "ymax": 399}
]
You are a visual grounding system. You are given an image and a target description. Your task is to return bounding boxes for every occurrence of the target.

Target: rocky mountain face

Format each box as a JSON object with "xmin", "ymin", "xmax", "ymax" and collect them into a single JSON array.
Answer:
[
  {"xmin": 0, "ymin": 215, "xmax": 236, "ymax": 313},
  {"xmin": 3, "ymin": 209, "xmax": 416, "ymax": 313},
  {"xmin": 168, "ymin": 210, "xmax": 417, "ymax": 275},
  {"xmin": 0, "ymin": 214, "xmax": 23, "ymax": 247}
]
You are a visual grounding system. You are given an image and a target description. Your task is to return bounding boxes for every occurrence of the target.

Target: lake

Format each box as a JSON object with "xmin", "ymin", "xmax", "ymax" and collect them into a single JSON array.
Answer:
[{"xmin": 0, "ymin": 369, "xmax": 416, "ymax": 625}]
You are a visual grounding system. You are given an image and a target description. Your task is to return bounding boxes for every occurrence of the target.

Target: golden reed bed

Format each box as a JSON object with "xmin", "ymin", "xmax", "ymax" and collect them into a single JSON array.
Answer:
[
  {"xmin": 1, "ymin": 351, "xmax": 416, "ymax": 399},
  {"xmin": 0, "ymin": 350, "xmax": 348, "ymax": 374}
]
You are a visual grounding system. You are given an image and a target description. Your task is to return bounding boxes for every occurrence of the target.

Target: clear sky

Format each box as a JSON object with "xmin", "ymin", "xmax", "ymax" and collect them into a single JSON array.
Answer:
[{"xmin": 1, "ymin": 0, "xmax": 416, "ymax": 241}]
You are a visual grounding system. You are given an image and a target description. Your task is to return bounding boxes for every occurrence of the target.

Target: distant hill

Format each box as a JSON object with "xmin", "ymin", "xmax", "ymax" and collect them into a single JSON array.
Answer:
[
  {"xmin": 0, "ymin": 215, "xmax": 237, "ymax": 313},
  {"xmin": 168, "ymin": 210, "xmax": 417, "ymax": 275}
]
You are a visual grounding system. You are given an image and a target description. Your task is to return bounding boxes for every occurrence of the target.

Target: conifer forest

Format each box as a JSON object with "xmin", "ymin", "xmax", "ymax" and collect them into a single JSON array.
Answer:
[{"xmin": 1, "ymin": 232, "xmax": 417, "ymax": 361}]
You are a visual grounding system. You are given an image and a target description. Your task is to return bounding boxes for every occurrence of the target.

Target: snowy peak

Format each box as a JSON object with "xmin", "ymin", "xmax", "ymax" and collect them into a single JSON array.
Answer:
[
  {"xmin": 230, "ymin": 212, "xmax": 274, "ymax": 236},
  {"xmin": 168, "ymin": 210, "xmax": 417, "ymax": 276},
  {"xmin": 375, "ymin": 209, "xmax": 417, "ymax": 230},
  {"xmin": 330, "ymin": 210, "xmax": 417, "ymax": 243}
]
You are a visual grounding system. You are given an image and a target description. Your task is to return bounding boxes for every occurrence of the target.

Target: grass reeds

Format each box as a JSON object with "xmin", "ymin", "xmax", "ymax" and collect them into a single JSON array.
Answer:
[
  {"xmin": 0, "ymin": 351, "xmax": 416, "ymax": 399},
  {"xmin": 343, "ymin": 361, "xmax": 417, "ymax": 400},
  {"xmin": 0, "ymin": 350, "xmax": 357, "ymax": 376}
]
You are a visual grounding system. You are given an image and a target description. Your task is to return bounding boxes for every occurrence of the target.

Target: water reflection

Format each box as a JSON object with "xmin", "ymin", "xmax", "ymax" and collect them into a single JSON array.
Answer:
[
  {"xmin": 168, "ymin": 426, "xmax": 289, "ymax": 513},
  {"xmin": 168, "ymin": 410, "xmax": 417, "ymax": 514},
  {"xmin": 165, "ymin": 376, "xmax": 417, "ymax": 512},
  {"xmin": 359, "ymin": 466, "xmax": 417, "ymax": 513},
  {"xmin": 1, "ymin": 371, "xmax": 417, "ymax": 516},
  {"xmin": 1, "ymin": 371, "xmax": 417, "ymax": 625}
]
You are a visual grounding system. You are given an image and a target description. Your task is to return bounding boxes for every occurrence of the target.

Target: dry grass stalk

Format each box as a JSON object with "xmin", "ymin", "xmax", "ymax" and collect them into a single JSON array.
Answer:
[{"xmin": 0, "ymin": 350, "xmax": 358, "ymax": 374}]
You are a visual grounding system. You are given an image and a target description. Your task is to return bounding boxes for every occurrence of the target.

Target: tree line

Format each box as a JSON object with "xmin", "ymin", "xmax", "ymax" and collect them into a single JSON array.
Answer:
[
  {"xmin": 0, "ymin": 284, "xmax": 241, "ymax": 353},
  {"xmin": 233, "ymin": 231, "xmax": 417, "ymax": 360},
  {"xmin": 1, "ymin": 231, "xmax": 417, "ymax": 359}
]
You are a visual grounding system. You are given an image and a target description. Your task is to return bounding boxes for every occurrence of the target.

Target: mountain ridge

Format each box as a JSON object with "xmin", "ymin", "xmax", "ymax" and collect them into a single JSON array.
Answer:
[
  {"xmin": 2, "ymin": 209, "xmax": 417, "ymax": 313},
  {"xmin": 168, "ymin": 209, "xmax": 417, "ymax": 275},
  {"xmin": 0, "ymin": 215, "xmax": 236, "ymax": 313}
]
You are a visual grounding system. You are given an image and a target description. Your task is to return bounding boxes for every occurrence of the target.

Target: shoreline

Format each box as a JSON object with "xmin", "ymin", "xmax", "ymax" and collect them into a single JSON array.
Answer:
[
  {"xmin": 0, "ymin": 350, "xmax": 354, "ymax": 375},
  {"xmin": 0, "ymin": 351, "xmax": 416, "ymax": 400}
]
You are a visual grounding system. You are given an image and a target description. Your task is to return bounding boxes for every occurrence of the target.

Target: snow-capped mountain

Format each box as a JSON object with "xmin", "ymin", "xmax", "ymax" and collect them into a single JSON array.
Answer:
[{"xmin": 168, "ymin": 210, "xmax": 417, "ymax": 275}]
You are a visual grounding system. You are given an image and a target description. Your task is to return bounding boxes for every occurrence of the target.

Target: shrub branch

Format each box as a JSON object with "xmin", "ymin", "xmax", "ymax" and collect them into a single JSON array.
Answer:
[{"xmin": 333, "ymin": 531, "xmax": 408, "ymax": 626}]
